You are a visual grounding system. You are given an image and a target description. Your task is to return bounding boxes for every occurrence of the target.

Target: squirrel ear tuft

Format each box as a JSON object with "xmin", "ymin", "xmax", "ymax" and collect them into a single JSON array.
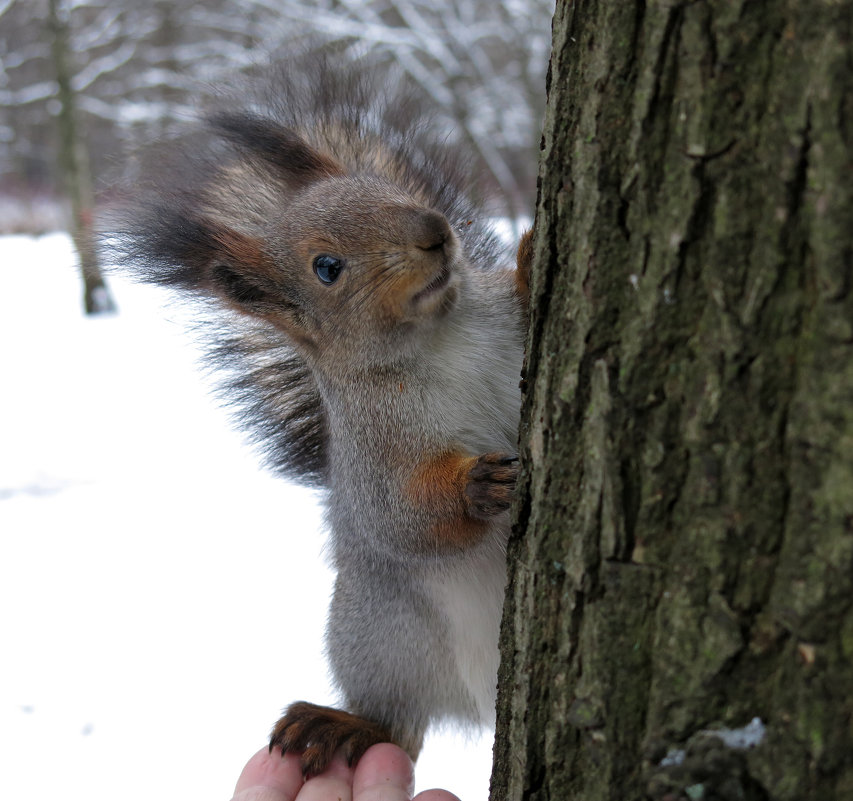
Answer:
[
  {"xmin": 209, "ymin": 112, "xmax": 345, "ymax": 185},
  {"xmin": 204, "ymin": 225, "xmax": 316, "ymax": 347},
  {"xmin": 211, "ymin": 262, "xmax": 270, "ymax": 306},
  {"xmin": 206, "ymin": 225, "xmax": 298, "ymax": 307}
]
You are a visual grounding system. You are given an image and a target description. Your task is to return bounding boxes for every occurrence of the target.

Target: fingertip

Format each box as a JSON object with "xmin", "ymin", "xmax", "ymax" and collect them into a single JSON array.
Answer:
[
  {"xmin": 414, "ymin": 791, "xmax": 462, "ymax": 801},
  {"xmin": 298, "ymin": 753, "xmax": 355, "ymax": 801},
  {"xmin": 315, "ymin": 751, "xmax": 357, "ymax": 782},
  {"xmin": 353, "ymin": 743, "xmax": 415, "ymax": 796},
  {"xmin": 232, "ymin": 746, "xmax": 304, "ymax": 801}
]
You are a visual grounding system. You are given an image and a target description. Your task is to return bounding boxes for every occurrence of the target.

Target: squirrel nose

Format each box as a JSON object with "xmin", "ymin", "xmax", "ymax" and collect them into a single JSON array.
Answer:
[{"xmin": 408, "ymin": 209, "xmax": 453, "ymax": 252}]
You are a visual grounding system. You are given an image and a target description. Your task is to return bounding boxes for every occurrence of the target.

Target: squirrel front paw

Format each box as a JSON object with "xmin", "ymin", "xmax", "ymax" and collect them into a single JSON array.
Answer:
[
  {"xmin": 270, "ymin": 701, "xmax": 392, "ymax": 776},
  {"xmin": 464, "ymin": 452, "xmax": 518, "ymax": 518}
]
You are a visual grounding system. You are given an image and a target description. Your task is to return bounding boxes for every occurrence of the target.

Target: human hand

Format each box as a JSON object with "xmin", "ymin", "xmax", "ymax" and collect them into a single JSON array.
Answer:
[{"xmin": 231, "ymin": 743, "xmax": 461, "ymax": 801}]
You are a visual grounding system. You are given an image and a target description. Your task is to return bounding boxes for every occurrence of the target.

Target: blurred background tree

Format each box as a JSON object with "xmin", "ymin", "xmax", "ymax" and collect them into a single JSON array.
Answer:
[
  {"xmin": 47, "ymin": 0, "xmax": 115, "ymax": 313},
  {"xmin": 0, "ymin": 0, "xmax": 551, "ymax": 236}
]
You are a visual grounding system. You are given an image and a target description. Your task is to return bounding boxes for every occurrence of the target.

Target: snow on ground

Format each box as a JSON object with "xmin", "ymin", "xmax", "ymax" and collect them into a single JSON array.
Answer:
[{"xmin": 0, "ymin": 234, "xmax": 493, "ymax": 801}]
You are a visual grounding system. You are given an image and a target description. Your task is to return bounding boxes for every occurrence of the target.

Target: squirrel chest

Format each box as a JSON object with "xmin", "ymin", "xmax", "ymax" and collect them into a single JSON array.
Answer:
[{"xmin": 320, "ymin": 268, "xmax": 524, "ymax": 727}]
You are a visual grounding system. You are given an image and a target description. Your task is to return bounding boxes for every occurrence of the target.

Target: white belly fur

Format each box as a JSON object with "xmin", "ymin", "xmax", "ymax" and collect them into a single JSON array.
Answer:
[{"xmin": 426, "ymin": 530, "xmax": 507, "ymax": 725}]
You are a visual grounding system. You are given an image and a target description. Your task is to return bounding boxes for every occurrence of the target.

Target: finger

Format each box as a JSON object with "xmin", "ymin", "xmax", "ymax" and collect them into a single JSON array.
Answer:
[
  {"xmin": 352, "ymin": 743, "xmax": 415, "ymax": 801},
  {"xmin": 232, "ymin": 747, "xmax": 305, "ymax": 801},
  {"xmin": 413, "ymin": 791, "xmax": 462, "ymax": 801},
  {"xmin": 296, "ymin": 753, "xmax": 355, "ymax": 801}
]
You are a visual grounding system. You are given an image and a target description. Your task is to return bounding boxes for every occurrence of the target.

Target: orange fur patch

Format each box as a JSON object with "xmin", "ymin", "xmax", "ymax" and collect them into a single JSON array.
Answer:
[
  {"xmin": 515, "ymin": 228, "xmax": 534, "ymax": 306},
  {"xmin": 405, "ymin": 451, "xmax": 489, "ymax": 549}
]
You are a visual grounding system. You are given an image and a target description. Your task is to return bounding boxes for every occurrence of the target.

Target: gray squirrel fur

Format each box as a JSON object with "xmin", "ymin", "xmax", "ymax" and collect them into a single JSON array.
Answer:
[{"xmin": 117, "ymin": 53, "xmax": 530, "ymax": 774}]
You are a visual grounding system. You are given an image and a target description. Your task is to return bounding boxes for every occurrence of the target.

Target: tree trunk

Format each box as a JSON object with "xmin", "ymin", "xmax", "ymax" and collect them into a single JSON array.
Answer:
[
  {"xmin": 491, "ymin": 1, "xmax": 853, "ymax": 799},
  {"xmin": 48, "ymin": 0, "xmax": 116, "ymax": 315}
]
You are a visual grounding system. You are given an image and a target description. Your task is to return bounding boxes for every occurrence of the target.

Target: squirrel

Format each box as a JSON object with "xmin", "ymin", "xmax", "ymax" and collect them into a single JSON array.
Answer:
[{"xmin": 118, "ymin": 55, "xmax": 532, "ymax": 776}]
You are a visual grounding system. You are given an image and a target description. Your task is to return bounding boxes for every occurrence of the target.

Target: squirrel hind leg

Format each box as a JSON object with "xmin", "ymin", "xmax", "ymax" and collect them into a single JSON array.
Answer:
[{"xmin": 270, "ymin": 701, "xmax": 410, "ymax": 776}]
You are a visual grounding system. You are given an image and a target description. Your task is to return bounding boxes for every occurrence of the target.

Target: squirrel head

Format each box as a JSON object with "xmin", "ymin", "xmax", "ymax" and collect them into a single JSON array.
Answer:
[{"xmin": 136, "ymin": 112, "xmax": 466, "ymax": 374}]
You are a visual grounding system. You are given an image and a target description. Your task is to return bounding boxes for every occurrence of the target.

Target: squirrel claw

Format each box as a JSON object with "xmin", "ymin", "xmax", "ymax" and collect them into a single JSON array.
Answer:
[{"xmin": 270, "ymin": 701, "xmax": 392, "ymax": 776}]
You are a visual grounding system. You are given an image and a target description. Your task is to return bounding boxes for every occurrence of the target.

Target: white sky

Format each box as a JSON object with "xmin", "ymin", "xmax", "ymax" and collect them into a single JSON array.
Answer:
[{"xmin": 0, "ymin": 234, "xmax": 493, "ymax": 801}]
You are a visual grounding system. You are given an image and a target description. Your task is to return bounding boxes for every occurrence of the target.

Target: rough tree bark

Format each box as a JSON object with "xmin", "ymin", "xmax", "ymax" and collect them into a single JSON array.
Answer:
[
  {"xmin": 492, "ymin": 1, "xmax": 853, "ymax": 800},
  {"xmin": 48, "ymin": 0, "xmax": 116, "ymax": 315}
]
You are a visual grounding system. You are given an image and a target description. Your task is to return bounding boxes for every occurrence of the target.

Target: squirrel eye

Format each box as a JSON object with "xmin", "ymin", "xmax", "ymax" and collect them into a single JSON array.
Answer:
[{"xmin": 313, "ymin": 254, "xmax": 344, "ymax": 285}]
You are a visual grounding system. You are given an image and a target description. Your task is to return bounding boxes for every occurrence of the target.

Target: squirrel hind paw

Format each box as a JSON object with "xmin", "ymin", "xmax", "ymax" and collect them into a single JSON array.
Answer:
[{"xmin": 270, "ymin": 701, "xmax": 392, "ymax": 776}]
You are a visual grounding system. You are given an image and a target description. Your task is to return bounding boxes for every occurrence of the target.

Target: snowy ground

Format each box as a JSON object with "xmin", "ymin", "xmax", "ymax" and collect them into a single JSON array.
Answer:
[{"xmin": 0, "ymin": 234, "xmax": 493, "ymax": 800}]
